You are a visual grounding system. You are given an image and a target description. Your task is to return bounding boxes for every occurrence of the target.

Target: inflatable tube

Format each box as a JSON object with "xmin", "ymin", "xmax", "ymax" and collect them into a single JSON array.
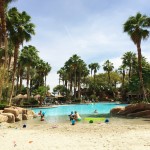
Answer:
[
  {"xmin": 77, "ymin": 118, "xmax": 81, "ymax": 121},
  {"xmin": 84, "ymin": 117, "xmax": 105, "ymax": 121}
]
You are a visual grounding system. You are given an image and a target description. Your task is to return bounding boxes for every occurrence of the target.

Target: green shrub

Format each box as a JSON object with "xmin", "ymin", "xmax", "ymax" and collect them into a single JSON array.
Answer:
[
  {"xmin": 0, "ymin": 103, "xmax": 7, "ymax": 110},
  {"xmin": 23, "ymin": 102, "xmax": 30, "ymax": 106},
  {"xmin": 29, "ymin": 98, "xmax": 39, "ymax": 105}
]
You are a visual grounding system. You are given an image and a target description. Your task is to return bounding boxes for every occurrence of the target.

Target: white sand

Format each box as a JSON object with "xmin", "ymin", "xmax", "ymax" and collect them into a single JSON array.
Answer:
[{"xmin": 0, "ymin": 118, "xmax": 150, "ymax": 150}]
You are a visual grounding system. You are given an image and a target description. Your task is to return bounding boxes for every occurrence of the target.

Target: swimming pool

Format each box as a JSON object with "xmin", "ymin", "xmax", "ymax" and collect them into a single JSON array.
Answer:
[{"xmin": 32, "ymin": 102, "xmax": 127, "ymax": 123}]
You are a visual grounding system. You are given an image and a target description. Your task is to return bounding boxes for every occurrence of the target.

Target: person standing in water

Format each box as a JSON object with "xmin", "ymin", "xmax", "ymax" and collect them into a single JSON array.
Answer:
[{"xmin": 74, "ymin": 111, "xmax": 81, "ymax": 121}]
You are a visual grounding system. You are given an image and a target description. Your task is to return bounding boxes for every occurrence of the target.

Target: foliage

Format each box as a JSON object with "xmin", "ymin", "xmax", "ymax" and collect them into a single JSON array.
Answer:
[
  {"xmin": 53, "ymin": 85, "xmax": 68, "ymax": 95},
  {"xmin": 32, "ymin": 86, "xmax": 49, "ymax": 97}
]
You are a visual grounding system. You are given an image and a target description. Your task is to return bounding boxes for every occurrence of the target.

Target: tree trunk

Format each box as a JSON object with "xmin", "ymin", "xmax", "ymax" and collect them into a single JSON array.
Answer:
[
  {"xmin": 70, "ymin": 74, "xmax": 73, "ymax": 97},
  {"xmin": 137, "ymin": 43, "xmax": 147, "ymax": 100},
  {"xmin": 26, "ymin": 65, "xmax": 30, "ymax": 100},
  {"xmin": 45, "ymin": 75, "xmax": 47, "ymax": 96},
  {"xmin": 78, "ymin": 72, "xmax": 81, "ymax": 101},
  {"xmin": 9, "ymin": 43, "xmax": 19, "ymax": 106},
  {"xmin": 16, "ymin": 64, "xmax": 20, "ymax": 95},
  {"xmin": 0, "ymin": 0, "xmax": 8, "ymax": 100},
  {"xmin": 74, "ymin": 68, "xmax": 77, "ymax": 99},
  {"xmin": 0, "ymin": 0, "xmax": 8, "ymax": 68},
  {"xmin": 19, "ymin": 70, "xmax": 23, "ymax": 93},
  {"xmin": 108, "ymin": 71, "xmax": 111, "ymax": 84}
]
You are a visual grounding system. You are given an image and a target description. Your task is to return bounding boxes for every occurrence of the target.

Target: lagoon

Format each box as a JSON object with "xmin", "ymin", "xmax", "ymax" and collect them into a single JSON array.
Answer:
[{"xmin": 31, "ymin": 102, "xmax": 127, "ymax": 123}]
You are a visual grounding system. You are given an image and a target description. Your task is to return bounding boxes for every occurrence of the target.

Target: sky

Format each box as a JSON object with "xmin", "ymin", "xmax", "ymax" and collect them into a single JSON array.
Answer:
[{"xmin": 10, "ymin": 0, "xmax": 150, "ymax": 91}]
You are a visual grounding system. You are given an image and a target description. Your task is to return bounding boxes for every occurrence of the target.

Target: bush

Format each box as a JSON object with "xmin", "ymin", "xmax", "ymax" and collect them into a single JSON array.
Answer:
[
  {"xmin": 29, "ymin": 98, "xmax": 39, "ymax": 105},
  {"xmin": 23, "ymin": 98, "xmax": 38, "ymax": 106},
  {"xmin": 0, "ymin": 104, "xmax": 8, "ymax": 110}
]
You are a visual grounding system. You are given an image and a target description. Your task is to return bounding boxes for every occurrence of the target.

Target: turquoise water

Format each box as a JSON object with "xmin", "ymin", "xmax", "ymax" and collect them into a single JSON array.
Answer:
[{"xmin": 31, "ymin": 103, "xmax": 127, "ymax": 123}]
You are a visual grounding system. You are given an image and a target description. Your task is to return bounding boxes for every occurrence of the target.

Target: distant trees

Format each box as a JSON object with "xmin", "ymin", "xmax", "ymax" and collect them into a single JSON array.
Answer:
[{"xmin": 0, "ymin": 2, "xmax": 52, "ymax": 105}]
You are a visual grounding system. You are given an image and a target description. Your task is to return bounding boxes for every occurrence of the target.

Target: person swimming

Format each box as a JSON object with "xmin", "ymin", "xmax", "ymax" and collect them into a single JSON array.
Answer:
[
  {"xmin": 94, "ymin": 110, "xmax": 98, "ymax": 113},
  {"xmin": 41, "ymin": 112, "xmax": 45, "ymax": 121},
  {"xmin": 38, "ymin": 110, "xmax": 42, "ymax": 116}
]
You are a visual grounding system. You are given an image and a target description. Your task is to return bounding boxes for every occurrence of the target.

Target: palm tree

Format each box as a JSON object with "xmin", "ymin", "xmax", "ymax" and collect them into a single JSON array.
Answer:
[
  {"xmin": 92, "ymin": 63, "xmax": 100, "ymax": 84},
  {"xmin": 19, "ymin": 45, "xmax": 39, "ymax": 99},
  {"xmin": 124, "ymin": 12, "xmax": 150, "ymax": 100},
  {"xmin": 7, "ymin": 7, "xmax": 35, "ymax": 105},
  {"xmin": 103, "ymin": 60, "xmax": 114, "ymax": 85},
  {"xmin": 0, "ymin": 0, "xmax": 15, "ymax": 66},
  {"xmin": 88, "ymin": 63, "xmax": 94, "ymax": 77},
  {"xmin": 57, "ymin": 67, "xmax": 65, "ymax": 85},
  {"xmin": 43, "ymin": 62, "xmax": 51, "ymax": 95},
  {"xmin": 122, "ymin": 51, "xmax": 136, "ymax": 81},
  {"xmin": 0, "ymin": 0, "xmax": 15, "ymax": 101},
  {"xmin": 69, "ymin": 54, "xmax": 81, "ymax": 99}
]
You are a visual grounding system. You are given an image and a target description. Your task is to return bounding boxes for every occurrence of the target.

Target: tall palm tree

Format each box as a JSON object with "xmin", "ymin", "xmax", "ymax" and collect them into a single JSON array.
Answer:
[
  {"xmin": 43, "ymin": 62, "xmax": 51, "ymax": 95},
  {"xmin": 92, "ymin": 63, "xmax": 100, "ymax": 84},
  {"xmin": 0, "ymin": 0, "xmax": 15, "ymax": 66},
  {"xmin": 69, "ymin": 54, "xmax": 80, "ymax": 99},
  {"xmin": 88, "ymin": 63, "xmax": 94, "ymax": 77},
  {"xmin": 124, "ymin": 12, "xmax": 150, "ymax": 100},
  {"xmin": 77, "ymin": 59, "xmax": 89, "ymax": 100},
  {"xmin": 103, "ymin": 60, "xmax": 114, "ymax": 85},
  {"xmin": 19, "ymin": 45, "xmax": 39, "ymax": 99},
  {"xmin": 7, "ymin": 7, "xmax": 35, "ymax": 105},
  {"xmin": 0, "ymin": 0, "xmax": 15, "ymax": 100},
  {"xmin": 122, "ymin": 51, "xmax": 136, "ymax": 81},
  {"xmin": 57, "ymin": 67, "xmax": 65, "ymax": 85}
]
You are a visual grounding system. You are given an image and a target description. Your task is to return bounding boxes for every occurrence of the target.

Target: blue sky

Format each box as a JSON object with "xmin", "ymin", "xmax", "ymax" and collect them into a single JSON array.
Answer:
[{"xmin": 10, "ymin": 0, "xmax": 150, "ymax": 91}]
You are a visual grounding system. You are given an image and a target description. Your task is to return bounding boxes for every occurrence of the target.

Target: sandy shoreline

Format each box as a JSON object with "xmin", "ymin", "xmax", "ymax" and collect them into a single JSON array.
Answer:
[{"xmin": 0, "ymin": 118, "xmax": 150, "ymax": 150}]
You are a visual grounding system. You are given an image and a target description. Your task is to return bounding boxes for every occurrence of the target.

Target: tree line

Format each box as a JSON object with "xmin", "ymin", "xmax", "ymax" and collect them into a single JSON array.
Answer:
[{"xmin": 0, "ymin": 1, "xmax": 51, "ymax": 106}]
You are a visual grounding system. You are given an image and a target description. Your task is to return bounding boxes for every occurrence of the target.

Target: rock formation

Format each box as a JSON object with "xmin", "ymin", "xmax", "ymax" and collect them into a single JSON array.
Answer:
[{"xmin": 0, "ymin": 106, "xmax": 37, "ymax": 123}]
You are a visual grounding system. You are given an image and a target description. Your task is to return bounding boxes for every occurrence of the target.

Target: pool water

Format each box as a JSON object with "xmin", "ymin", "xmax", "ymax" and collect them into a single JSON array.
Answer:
[{"xmin": 31, "ymin": 102, "xmax": 127, "ymax": 123}]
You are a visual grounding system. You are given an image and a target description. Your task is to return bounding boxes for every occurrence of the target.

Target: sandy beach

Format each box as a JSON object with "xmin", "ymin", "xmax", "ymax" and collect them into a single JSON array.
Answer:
[{"xmin": 0, "ymin": 118, "xmax": 150, "ymax": 150}]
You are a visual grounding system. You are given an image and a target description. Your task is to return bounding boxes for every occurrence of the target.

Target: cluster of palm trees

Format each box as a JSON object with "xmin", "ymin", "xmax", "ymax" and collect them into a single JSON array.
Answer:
[
  {"xmin": 56, "ymin": 12, "xmax": 150, "ymax": 102},
  {"xmin": 0, "ymin": 1, "xmax": 51, "ymax": 105}
]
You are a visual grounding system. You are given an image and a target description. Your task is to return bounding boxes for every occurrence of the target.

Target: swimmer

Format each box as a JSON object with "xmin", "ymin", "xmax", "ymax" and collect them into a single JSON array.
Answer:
[
  {"xmin": 94, "ymin": 110, "xmax": 98, "ymax": 113},
  {"xmin": 38, "ymin": 110, "xmax": 42, "ymax": 116}
]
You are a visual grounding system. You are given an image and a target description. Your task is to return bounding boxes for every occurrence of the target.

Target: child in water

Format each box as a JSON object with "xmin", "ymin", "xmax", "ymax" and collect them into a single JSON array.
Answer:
[
  {"xmin": 41, "ymin": 112, "xmax": 45, "ymax": 121},
  {"xmin": 68, "ymin": 111, "xmax": 74, "ymax": 121}
]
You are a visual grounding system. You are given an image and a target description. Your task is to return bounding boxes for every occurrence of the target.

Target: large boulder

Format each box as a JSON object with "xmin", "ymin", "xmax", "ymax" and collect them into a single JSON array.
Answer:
[
  {"xmin": 22, "ymin": 110, "xmax": 37, "ymax": 120},
  {"xmin": 119, "ymin": 103, "xmax": 150, "ymax": 115},
  {"xmin": 127, "ymin": 110, "xmax": 150, "ymax": 117},
  {"xmin": 22, "ymin": 109, "xmax": 28, "ymax": 114},
  {"xmin": 110, "ymin": 103, "xmax": 150, "ymax": 118},
  {"xmin": 0, "ymin": 114, "xmax": 8, "ymax": 123},
  {"xmin": 2, "ymin": 113, "xmax": 15, "ymax": 123},
  {"xmin": 27, "ymin": 109, "xmax": 35, "ymax": 116},
  {"xmin": 110, "ymin": 107, "xmax": 125, "ymax": 115},
  {"xmin": 0, "ymin": 110, "xmax": 3, "ymax": 114},
  {"xmin": 22, "ymin": 114, "xmax": 28, "ymax": 120},
  {"xmin": 3, "ymin": 108, "xmax": 19, "ymax": 118},
  {"xmin": 22, "ymin": 114, "xmax": 34, "ymax": 120},
  {"xmin": 15, "ymin": 114, "xmax": 22, "ymax": 122},
  {"xmin": 9, "ymin": 106, "xmax": 27, "ymax": 114}
]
